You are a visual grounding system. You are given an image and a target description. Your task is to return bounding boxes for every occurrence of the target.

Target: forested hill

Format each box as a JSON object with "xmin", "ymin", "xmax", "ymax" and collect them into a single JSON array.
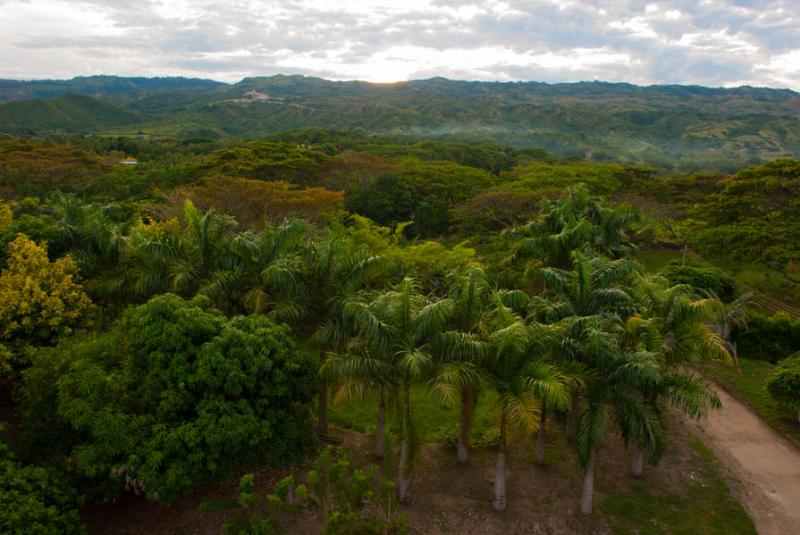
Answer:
[
  {"xmin": 1, "ymin": 74, "xmax": 799, "ymax": 171},
  {"xmin": 0, "ymin": 75, "xmax": 224, "ymax": 102}
]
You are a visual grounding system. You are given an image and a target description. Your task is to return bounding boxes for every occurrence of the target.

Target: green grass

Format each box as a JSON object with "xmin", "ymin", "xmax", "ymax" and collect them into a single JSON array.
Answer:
[
  {"xmin": 329, "ymin": 385, "xmax": 755, "ymax": 533},
  {"xmin": 602, "ymin": 435, "xmax": 756, "ymax": 535},
  {"xmin": 702, "ymin": 358, "xmax": 800, "ymax": 443},
  {"xmin": 637, "ymin": 248, "xmax": 681, "ymax": 273},
  {"xmin": 637, "ymin": 249, "xmax": 800, "ymax": 308},
  {"xmin": 198, "ymin": 498, "xmax": 239, "ymax": 514},
  {"xmin": 328, "ymin": 385, "xmax": 500, "ymax": 444}
]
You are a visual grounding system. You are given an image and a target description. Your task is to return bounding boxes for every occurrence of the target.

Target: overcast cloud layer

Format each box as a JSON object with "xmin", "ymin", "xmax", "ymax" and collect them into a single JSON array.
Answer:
[{"xmin": 1, "ymin": 0, "xmax": 798, "ymax": 89}]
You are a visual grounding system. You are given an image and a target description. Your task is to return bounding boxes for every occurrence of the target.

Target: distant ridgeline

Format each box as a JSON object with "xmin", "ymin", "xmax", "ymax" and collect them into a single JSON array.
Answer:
[{"xmin": 0, "ymin": 74, "xmax": 799, "ymax": 171}]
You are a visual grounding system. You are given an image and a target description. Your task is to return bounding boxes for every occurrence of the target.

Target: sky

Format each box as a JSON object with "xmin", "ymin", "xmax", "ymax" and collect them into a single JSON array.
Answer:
[{"xmin": 0, "ymin": 0, "xmax": 799, "ymax": 89}]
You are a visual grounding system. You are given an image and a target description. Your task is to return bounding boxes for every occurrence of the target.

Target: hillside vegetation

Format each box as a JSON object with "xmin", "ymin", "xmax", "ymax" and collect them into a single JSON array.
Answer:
[
  {"xmin": 0, "ymin": 112, "xmax": 797, "ymax": 533},
  {"xmin": 1, "ymin": 75, "xmax": 798, "ymax": 171}
]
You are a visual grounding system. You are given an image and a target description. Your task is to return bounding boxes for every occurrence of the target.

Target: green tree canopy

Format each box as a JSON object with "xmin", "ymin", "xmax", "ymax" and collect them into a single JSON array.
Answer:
[{"xmin": 22, "ymin": 293, "xmax": 316, "ymax": 502}]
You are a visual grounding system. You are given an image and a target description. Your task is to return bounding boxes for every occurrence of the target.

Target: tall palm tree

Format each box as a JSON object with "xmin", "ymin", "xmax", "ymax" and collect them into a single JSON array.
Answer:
[
  {"xmin": 126, "ymin": 201, "xmax": 239, "ymax": 302},
  {"xmin": 170, "ymin": 200, "xmax": 239, "ymax": 296},
  {"xmin": 630, "ymin": 274, "xmax": 730, "ymax": 368},
  {"xmin": 343, "ymin": 277, "xmax": 453, "ymax": 503},
  {"xmin": 509, "ymin": 186, "xmax": 639, "ymax": 272},
  {"xmin": 480, "ymin": 292, "xmax": 569, "ymax": 512},
  {"xmin": 490, "ymin": 287, "xmax": 581, "ymax": 465},
  {"xmin": 434, "ymin": 267, "xmax": 491, "ymax": 463},
  {"xmin": 51, "ymin": 195, "xmax": 134, "ymax": 302},
  {"xmin": 320, "ymin": 343, "xmax": 398, "ymax": 458},
  {"xmin": 623, "ymin": 274, "xmax": 728, "ymax": 476},
  {"xmin": 571, "ymin": 316, "xmax": 662, "ymax": 514},
  {"xmin": 300, "ymin": 235, "xmax": 390, "ymax": 436},
  {"xmin": 199, "ymin": 218, "xmax": 308, "ymax": 316},
  {"xmin": 535, "ymin": 252, "xmax": 638, "ymax": 441}
]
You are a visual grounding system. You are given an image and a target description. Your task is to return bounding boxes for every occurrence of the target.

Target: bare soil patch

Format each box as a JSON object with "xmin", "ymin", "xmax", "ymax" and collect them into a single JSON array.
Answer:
[{"xmin": 83, "ymin": 412, "xmax": 735, "ymax": 534}]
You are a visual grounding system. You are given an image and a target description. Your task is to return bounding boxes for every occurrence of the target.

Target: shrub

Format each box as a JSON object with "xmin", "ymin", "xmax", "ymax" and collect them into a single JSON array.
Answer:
[
  {"xmin": 0, "ymin": 436, "xmax": 85, "ymax": 534},
  {"xmin": 22, "ymin": 294, "xmax": 317, "ymax": 502},
  {"xmin": 733, "ymin": 312, "xmax": 800, "ymax": 363},
  {"xmin": 223, "ymin": 447, "xmax": 407, "ymax": 534},
  {"xmin": 766, "ymin": 353, "xmax": 800, "ymax": 421},
  {"xmin": 660, "ymin": 262, "xmax": 736, "ymax": 302}
]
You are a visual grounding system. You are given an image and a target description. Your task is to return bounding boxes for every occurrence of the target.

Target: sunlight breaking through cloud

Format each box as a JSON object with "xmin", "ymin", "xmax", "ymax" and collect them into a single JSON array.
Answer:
[{"xmin": 0, "ymin": 0, "xmax": 797, "ymax": 89}]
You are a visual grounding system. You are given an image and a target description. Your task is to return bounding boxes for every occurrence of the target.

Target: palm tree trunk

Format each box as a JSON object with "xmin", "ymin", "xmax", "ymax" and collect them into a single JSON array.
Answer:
[
  {"xmin": 567, "ymin": 393, "xmax": 580, "ymax": 442},
  {"xmin": 631, "ymin": 445, "xmax": 644, "ymax": 477},
  {"xmin": 580, "ymin": 448, "xmax": 596, "ymax": 515},
  {"xmin": 397, "ymin": 437, "xmax": 410, "ymax": 503},
  {"xmin": 397, "ymin": 385, "xmax": 412, "ymax": 504},
  {"xmin": 375, "ymin": 388, "xmax": 385, "ymax": 458},
  {"xmin": 316, "ymin": 348, "xmax": 329, "ymax": 435},
  {"xmin": 732, "ymin": 343, "xmax": 742, "ymax": 375},
  {"xmin": 317, "ymin": 379, "xmax": 329, "ymax": 435},
  {"xmin": 492, "ymin": 410, "xmax": 507, "ymax": 512},
  {"xmin": 535, "ymin": 402, "xmax": 547, "ymax": 465},
  {"xmin": 457, "ymin": 386, "xmax": 472, "ymax": 464}
]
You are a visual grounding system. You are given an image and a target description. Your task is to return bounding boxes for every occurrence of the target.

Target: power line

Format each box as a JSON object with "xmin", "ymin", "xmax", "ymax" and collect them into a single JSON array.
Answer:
[{"xmin": 682, "ymin": 248, "xmax": 800, "ymax": 319}]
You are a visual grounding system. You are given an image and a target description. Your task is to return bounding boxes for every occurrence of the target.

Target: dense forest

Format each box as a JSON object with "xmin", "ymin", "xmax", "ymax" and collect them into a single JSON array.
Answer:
[
  {"xmin": 1, "ymin": 119, "xmax": 799, "ymax": 533},
  {"xmin": 1, "ymin": 75, "xmax": 799, "ymax": 172}
]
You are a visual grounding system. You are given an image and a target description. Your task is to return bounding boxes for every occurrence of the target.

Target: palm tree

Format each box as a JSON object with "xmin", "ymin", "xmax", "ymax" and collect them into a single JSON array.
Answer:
[
  {"xmin": 487, "ymin": 287, "xmax": 580, "ymax": 466},
  {"xmin": 299, "ymin": 235, "xmax": 390, "ymax": 436},
  {"xmin": 630, "ymin": 274, "xmax": 730, "ymax": 369},
  {"xmin": 199, "ymin": 218, "xmax": 308, "ymax": 316},
  {"xmin": 623, "ymin": 274, "xmax": 729, "ymax": 476},
  {"xmin": 122, "ymin": 201, "xmax": 239, "ymax": 303},
  {"xmin": 434, "ymin": 267, "xmax": 491, "ymax": 464},
  {"xmin": 710, "ymin": 293, "xmax": 751, "ymax": 374},
  {"xmin": 343, "ymin": 277, "xmax": 453, "ymax": 503},
  {"xmin": 481, "ymin": 292, "xmax": 569, "ymax": 512},
  {"xmin": 51, "ymin": 195, "xmax": 134, "ymax": 302},
  {"xmin": 535, "ymin": 252, "xmax": 638, "ymax": 442},
  {"xmin": 509, "ymin": 186, "xmax": 638, "ymax": 272},
  {"xmin": 320, "ymin": 344, "xmax": 398, "ymax": 458},
  {"xmin": 170, "ymin": 200, "xmax": 239, "ymax": 296},
  {"xmin": 570, "ymin": 316, "xmax": 662, "ymax": 514}
]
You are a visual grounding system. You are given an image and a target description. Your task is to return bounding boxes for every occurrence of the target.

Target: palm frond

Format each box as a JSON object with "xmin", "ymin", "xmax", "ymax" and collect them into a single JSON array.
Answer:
[
  {"xmin": 521, "ymin": 360, "xmax": 570, "ymax": 410},
  {"xmin": 577, "ymin": 397, "xmax": 610, "ymax": 466},
  {"xmin": 662, "ymin": 370, "xmax": 721, "ymax": 419}
]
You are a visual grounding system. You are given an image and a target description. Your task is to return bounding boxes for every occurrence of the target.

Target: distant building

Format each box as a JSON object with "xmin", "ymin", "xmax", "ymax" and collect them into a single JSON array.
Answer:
[{"xmin": 120, "ymin": 158, "xmax": 138, "ymax": 165}]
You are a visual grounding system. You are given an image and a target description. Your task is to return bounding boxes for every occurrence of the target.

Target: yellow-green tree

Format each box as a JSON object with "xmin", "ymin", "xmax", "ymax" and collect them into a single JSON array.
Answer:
[
  {"xmin": 0, "ymin": 234, "xmax": 93, "ymax": 374},
  {"xmin": 0, "ymin": 200, "xmax": 12, "ymax": 232}
]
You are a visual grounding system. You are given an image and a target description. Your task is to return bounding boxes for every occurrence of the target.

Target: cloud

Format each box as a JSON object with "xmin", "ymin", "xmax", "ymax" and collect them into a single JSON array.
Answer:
[{"xmin": 0, "ymin": 0, "xmax": 798, "ymax": 89}]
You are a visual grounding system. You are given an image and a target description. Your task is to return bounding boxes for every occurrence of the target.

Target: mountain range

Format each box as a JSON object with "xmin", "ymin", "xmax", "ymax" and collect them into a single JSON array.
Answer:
[{"xmin": 1, "ymin": 74, "xmax": 798, "ymax": 171}]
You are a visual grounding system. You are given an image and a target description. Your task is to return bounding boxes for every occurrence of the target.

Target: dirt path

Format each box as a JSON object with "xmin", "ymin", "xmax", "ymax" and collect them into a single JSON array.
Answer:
[{"xmin": 687, "ymin": 385, "xmax": 800, "ymax": 535}]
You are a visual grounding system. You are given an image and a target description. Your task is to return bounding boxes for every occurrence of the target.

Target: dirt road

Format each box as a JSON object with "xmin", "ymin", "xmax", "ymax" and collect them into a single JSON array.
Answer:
[{"xmin": 687, "ymin": 385, "xmax": 800, "ymax": 535}]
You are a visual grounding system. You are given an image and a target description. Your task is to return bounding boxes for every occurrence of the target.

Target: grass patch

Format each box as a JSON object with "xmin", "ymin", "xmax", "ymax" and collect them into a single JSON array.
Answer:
[
  {"xmin": 602, "ymin": 435, "xmax": 756, "ymax": 535},
  {"xmin": 637, "ymin": 248, "xmax": 681, "ymax": 273},
  {"xmin": 328, "ymin": 385, "xmax": 500, "ymax": 444},
  {"xmin": 726, "ymin": 262, "xmax": 800, "ymax": 307},
  {"xmin": 328, "ymin": 385, "xmax": 756, "ymax": 534},
  {"xmin": 637, "ymin": 248, "xmax": 800, "ymax": 308},
  {"xmin": 198, "ymin": 498, "xmax": 239, "ymax": 514},
  {"xmin": 702, "ymin": 358, "xmax": 800, "ymax": 443}
]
